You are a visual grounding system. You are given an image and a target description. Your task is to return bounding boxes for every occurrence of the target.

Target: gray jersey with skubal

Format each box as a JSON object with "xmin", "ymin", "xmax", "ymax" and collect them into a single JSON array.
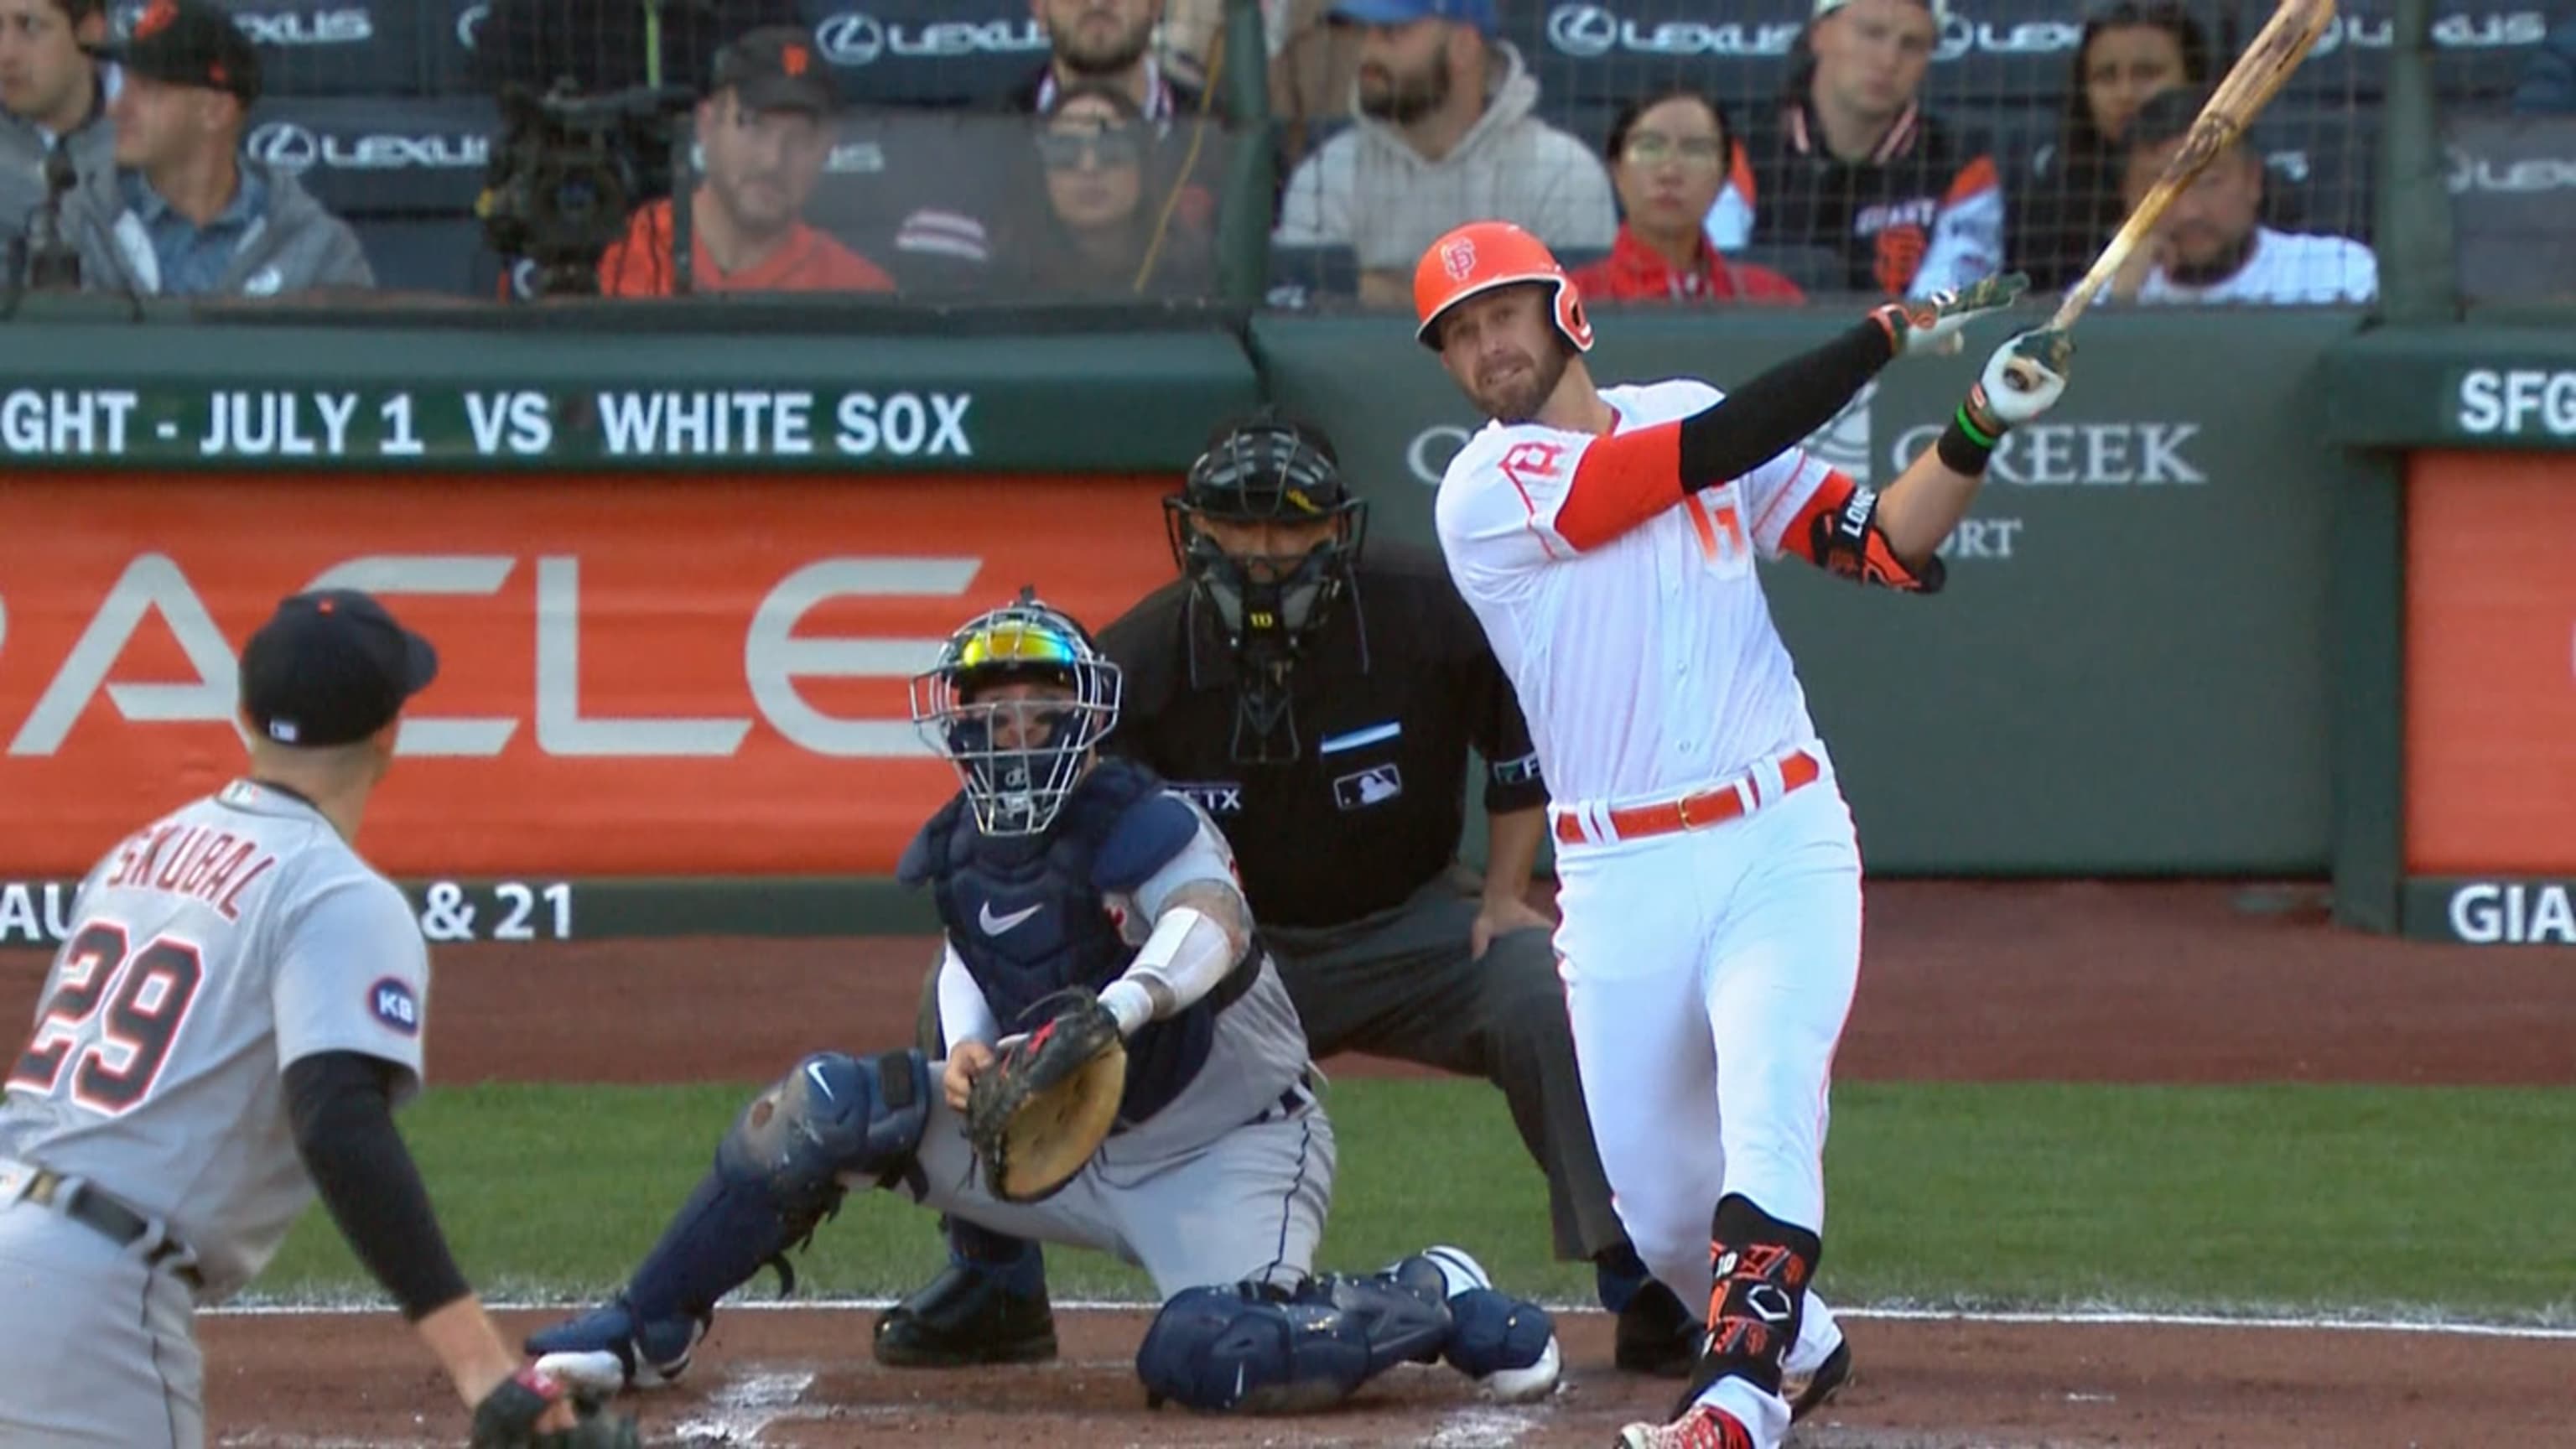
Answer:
[
  {"xmin": 0, "ymin": 779, "xmax": 431, "ymax": 1303},
  {"xmin": 923, "ymin": 797, "xmax": 1332, "ymax": 1294}
]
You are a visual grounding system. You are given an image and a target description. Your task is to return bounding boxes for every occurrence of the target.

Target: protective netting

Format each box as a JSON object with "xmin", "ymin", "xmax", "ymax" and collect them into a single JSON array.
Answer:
[
  {"xmin": 32, "ymin": 0, "xmax": 1239, "ymax": 300},
  {"xmin": 12, "ymin": 2, "xmax": 2563, "ymax": 305},
  {"xmin": 1265, "ymin": 0, "xmax": 2564, "ymax": 310}
]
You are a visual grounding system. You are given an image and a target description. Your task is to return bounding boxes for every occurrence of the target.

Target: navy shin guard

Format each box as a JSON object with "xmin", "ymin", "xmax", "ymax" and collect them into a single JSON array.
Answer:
[{"xmin": 625, "ymin": 1050, "xmax": 930, "ymax": 1322}]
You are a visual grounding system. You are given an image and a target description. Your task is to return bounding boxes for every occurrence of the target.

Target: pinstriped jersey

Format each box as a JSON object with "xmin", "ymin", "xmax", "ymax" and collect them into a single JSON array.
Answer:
[
  {"xmin": 0, "ymin": 779, "xmax": 429, "ymax": 1302},
  {"xmin": 1433, "ymin": 380, "xmax": 1836, "ymax": 808}
]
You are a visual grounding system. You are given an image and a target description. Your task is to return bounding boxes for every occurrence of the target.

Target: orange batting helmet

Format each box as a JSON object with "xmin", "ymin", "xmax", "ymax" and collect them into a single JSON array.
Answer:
[{"xmin": 1412, "ymin": 220, "xmax": 1594, "ymax": 355}]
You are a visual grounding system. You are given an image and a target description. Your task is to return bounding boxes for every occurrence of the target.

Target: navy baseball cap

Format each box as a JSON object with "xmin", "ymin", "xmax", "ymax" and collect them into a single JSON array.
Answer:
[
  {"xmin": 238, "ymin": 591, "xmax": 439, "ymax": 748},
  {"xmin": 1330, "ymin": 0, "xmax": 1498, "ymax": 33}
]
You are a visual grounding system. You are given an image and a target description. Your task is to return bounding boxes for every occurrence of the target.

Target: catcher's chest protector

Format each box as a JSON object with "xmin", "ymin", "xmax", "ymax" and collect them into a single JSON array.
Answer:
[{"xmin": 910, "ymin": 761, "xmax": 1218, "ymax": 1127}]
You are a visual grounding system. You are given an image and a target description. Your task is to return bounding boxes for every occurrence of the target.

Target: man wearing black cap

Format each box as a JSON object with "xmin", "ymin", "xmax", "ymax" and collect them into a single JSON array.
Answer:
[
  {"xmin": 55, "ymin": 0, "xmax": 371, "ymax": 297},
  {"xmin": 598, "ymin": 23, "xmax": 896, "ymax": 296},
  {"xmin": 0, "ymin": 590, "xmax": 634, "ymax": 1449}
]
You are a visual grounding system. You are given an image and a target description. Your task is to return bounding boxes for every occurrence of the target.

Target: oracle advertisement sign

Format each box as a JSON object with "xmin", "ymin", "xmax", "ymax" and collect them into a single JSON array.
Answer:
[{"xmin": 0, "ymin": 473, "xmax": 1176, "ymax": 879}]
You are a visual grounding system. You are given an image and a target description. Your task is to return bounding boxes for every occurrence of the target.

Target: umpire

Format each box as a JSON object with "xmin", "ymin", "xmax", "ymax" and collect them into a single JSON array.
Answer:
[{"xmin": 876, "ymin": 409, "xmax": 1701, "ymax": 1377}]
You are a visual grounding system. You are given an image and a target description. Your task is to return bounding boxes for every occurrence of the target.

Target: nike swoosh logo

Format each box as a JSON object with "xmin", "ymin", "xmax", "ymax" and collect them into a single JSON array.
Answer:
[
  {"xmin": 974, "ymin": 897, "xmax": 1046, "ymax": 927},
  {"xmin": 979, "ymin": 901, "xmax": 1044, "ymax": 935},
  {"xmin": 806, "ymin": 1062, "xmax": 835, "ymax": 1099}
]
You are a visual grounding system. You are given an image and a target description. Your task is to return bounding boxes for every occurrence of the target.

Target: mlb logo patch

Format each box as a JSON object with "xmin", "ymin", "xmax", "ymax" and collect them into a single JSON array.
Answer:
[
  {"xmin": 1333, "ymin": 764, "xmax": 1403, "ymax": 810},
  {"xmin": 370, "ymin": 977, "xmax": 421, "ymax": 1036}
]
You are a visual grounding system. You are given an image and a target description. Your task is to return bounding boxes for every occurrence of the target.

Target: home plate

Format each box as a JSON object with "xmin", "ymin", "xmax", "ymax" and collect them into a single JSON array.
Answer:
[
  {"xmin": 1421, "ymin": 1404, "xmax": 1540, "ymax": 1447},
  {"xmin": 673, "ymin": 1370, "xmax": 818, "ymax": 1444}
]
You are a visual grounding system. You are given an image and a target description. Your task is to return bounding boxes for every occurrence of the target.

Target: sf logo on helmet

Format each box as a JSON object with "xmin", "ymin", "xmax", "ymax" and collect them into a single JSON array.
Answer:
[{"xmin": 1441, "ymin": 237, "xmax": 1478, "ymax": 281}]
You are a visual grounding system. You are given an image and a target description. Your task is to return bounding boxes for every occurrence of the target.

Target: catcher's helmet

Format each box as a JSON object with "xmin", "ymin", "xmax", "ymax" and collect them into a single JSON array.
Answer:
[
  {"xmin": 909, "ymin": 590, "xmax": 1120, "ymax": 836},
  {"xmin": 1167, "ymin": 411, "xmax": 1368, "ymax": 761},
  {"xmin": 1413, "ymin": 219, "xmax": 1593, "ymax": 354}
]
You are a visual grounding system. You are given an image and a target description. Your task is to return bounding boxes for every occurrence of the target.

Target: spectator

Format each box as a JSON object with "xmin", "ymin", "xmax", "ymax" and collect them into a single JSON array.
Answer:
[
  {"xmin": 1010, "ymin": 0, "xmax": 1204, "ymax": 122},
  {"xmin": 0, "ymin": 0, "xmax": 112, "ymax": 182},
  {"xmin": 60, "ymin": 0, "xmax": 369, "ymax": 297},
  {"xmin": 1737, "ymin": 0, "xmax": 2002, "ymax": 299},
  {"xmin": 2007, "ymin": 2, "xmax": 2217, "ymax": 292},
  {"xmin": 1001, "ymin": 80, "xmax": 1213, "ymax": 297},
  {"xmin": 889, "ymin": 1, "xmax": 1213, "ymax": 288},
  {"xmin": 598, "ymin": 26, "xmax": 895, "ymax": 297},
  {"xmin": 1267, "ymin": 0, "xmax": 1364, "ymax": 171},
  {"xmin": 1274, "ymin": 0, "xmax": 1614, "ymax": 307},
  {"xmin": 2106, "ymin": 86, "xmax": 2375, "ymax": 305},
  {"xmin": 1572, "ymin": 86, "xmax": 1804, "ymax": 305},
  {"xmin": 474, "ymin": 0, "xmax": 802, "ymax": 99},
  {"xmin": 2513, "ymin": 19, "xmax": 2576, "ymax": 113}
]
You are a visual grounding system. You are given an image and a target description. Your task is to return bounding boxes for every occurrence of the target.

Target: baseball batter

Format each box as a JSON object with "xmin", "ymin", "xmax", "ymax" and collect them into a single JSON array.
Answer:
[
  {"xmin": 1412, "ymin": 221, "xmax": 2072, "ymax": 1449},
  {"xmin": 0, "ymin": 589, "xmax": 633, "ymax": 1449},
  {"xmin": 528, "ymin": 594, "xmax": 1564, "ymax": 1415}
]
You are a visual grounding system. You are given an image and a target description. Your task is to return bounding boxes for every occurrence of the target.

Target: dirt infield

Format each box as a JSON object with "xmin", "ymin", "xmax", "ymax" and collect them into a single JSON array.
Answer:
[
  {"xmin": 200, "ymin": 1307, "xmax": 2576, "ymax": 1448},
  {"xmin": 9, "ymin": 880, "xmax": 2575, "ymax": 1446}
]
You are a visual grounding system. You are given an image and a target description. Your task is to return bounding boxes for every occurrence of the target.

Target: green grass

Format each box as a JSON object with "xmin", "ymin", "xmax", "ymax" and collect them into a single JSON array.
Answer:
[{"xmin": 250, "ymin": 1078, "xmax": 2576, "ymax": 1325}]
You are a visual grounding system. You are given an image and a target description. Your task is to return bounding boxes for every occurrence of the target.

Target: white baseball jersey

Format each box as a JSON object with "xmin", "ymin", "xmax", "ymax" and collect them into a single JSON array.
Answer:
[
  {"xmin": 2132, "ymin": 227, "xmax": 2378, "ymax": 305},
  {"xmin": 1433, "ymin": 379, "xmax": 1838, "ymax": 806},
  {"xmin": 0, "ymin": 779, "xmax": 429, "ymax": 1301}
]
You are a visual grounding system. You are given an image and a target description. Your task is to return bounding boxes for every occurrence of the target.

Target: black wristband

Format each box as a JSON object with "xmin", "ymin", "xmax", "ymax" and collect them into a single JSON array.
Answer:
[{"xmin": 1935, "ymin": 413, "xmax": 1997, "ymax": 475}]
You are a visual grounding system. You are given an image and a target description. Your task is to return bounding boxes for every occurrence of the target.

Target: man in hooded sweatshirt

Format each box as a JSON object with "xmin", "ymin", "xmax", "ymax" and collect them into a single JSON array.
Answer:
[
  {"xmin": 62, "ymin": 0, "xmax": 371, "ymax": 298},
  {"xmin": 1273, "ymin": 0, "xmax": 1613, "ymax": 307}
]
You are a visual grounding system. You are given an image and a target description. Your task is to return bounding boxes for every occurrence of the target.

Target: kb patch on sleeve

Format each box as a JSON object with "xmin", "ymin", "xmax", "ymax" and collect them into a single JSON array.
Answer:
[{"xmin": 369, "ymin": 977, "xmax": 422, "ymax": 1036}]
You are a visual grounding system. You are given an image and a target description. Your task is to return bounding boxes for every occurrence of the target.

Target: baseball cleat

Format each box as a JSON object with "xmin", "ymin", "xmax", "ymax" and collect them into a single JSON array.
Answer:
[
  {"xmin": 871, "ymin": 1261, "xmax": 1058, "ymax": 1368},
  {"xmin": 1613, "ymin": 1279, "xmax": 1701, "ymax": 1379},
  {"xmin": 1785, "ymin": 1336, "xmax": 1854, "ymax": 1421},
  {"xmin": 1616, "ymin": 1403, "xmax": 1756, "ymax": 1449},
  {"xmin": 525, "ymin": 1295, "xmax": 706, "ymax": 1394},
  {"xmin": 1410, "ymin": 1245, "xmax": 1563, "ymax": 1403}
]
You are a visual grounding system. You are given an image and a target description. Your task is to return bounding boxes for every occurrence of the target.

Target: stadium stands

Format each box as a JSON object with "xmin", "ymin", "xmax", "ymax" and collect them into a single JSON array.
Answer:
[{"xmin": 29, "ymin": 0, "xmax": 2559, "ymax": 304}]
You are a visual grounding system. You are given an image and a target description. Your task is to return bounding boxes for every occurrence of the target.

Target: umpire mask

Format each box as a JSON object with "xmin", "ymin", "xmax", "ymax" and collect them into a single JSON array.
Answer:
[
  {"xmin": 1166, "ymin": 413, "xmax": 1368, "ymax": 763},
  {"xmin": 909, "ymin": 593, "xmax": 1122, "ymax": 837}
]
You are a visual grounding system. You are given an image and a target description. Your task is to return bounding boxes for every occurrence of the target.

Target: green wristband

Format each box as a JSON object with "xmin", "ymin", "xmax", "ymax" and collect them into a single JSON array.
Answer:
[{"xmin": 1952, "ymin": 402, "xmax": 1999, "ymax": 449}]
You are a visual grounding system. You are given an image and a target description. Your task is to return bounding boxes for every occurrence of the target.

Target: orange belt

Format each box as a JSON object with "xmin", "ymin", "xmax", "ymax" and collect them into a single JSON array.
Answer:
[{"xmin": 1553, "ymin": 749, "xmax": 1823, "ymax": 846}]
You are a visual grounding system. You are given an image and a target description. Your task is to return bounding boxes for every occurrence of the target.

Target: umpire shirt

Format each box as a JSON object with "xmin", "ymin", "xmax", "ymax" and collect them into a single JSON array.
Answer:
[{"xmin": 1098, "ymin": 540, "xmax": 1548, "ymax": 930}]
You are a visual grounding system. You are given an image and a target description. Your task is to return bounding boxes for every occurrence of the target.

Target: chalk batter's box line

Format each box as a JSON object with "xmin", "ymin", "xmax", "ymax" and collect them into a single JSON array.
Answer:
[{"xmin": 205, "ymin": 1300, "xmax": 2576, "ymax": 1341}]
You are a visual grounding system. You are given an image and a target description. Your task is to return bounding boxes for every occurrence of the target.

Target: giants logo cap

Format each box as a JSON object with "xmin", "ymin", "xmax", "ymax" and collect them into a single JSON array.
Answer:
[
  {"xmin": 96, "ymin": 0, "xmax": 262, "ymax": 106},
  {"xmin": 711, "ymin": 25, "xmax": 839, "ymax": 115}
]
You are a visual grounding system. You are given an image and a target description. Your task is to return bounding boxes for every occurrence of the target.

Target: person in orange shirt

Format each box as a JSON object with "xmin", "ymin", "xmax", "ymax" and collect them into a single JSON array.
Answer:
[{"xmin": 596, "ymin": 24, "xmax": 896, "ymax": 296}]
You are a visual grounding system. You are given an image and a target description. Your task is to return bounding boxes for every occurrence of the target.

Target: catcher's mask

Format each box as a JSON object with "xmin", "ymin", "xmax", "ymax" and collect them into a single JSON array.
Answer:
[
  {"xmin": 1165, "ymin": 411, "xmax": 1369, "ymax": 762},
  {"xmin": 909, "ymin": 592, "xmax": 1121, "ymax": 837}
]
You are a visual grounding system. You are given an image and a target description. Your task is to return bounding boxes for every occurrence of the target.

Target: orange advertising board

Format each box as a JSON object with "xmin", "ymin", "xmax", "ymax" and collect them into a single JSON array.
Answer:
[
  {"xmin": 2404, "ymin": 452, "xmax": 2576, "ymax": 874},
  {"xmin": 0, "ymin": 473, "xmax": 1178, "ymax": 877}
]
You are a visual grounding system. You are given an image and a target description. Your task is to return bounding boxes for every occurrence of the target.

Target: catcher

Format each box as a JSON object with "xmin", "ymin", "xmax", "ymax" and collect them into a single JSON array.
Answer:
[{"xmin": 526, "ymin": 593, "xmax": 1564, "ymax": 1414}]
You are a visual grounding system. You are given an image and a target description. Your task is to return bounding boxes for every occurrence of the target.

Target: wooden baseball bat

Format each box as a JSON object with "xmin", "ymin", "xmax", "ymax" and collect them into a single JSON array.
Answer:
[{"xmin": 2002, "ymin": 0, "xmax": 2337, "ymax": 391}]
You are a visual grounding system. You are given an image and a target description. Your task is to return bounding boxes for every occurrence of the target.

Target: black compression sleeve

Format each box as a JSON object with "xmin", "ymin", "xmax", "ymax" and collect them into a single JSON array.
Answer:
[
  {"xmin": 283, "ymin": 1051, "xmax": 473, "ymax": 1321},
  {"xmin": 1677, "ymin": 316, "xmax": 1898, "ymax": 492}
]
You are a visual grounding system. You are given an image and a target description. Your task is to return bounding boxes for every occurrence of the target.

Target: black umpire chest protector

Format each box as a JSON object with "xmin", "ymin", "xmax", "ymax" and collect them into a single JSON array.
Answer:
[{"xmin": 900, "ymin": 760, "xmax": 1255, "ymax": 1130}]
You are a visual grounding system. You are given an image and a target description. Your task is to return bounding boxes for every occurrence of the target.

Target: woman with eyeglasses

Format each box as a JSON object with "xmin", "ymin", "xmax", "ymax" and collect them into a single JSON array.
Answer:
[
  {"xmin": 2006, "ymin": 1, "xmax": 2224, "ymax": 292},
  {"xmin": 1568, "ymin": 87, "xmax": 1805, "ymax": 307},
  {"xmin": 1007, "ymin": 81, "xmax": 1215, "ymax": 299}
]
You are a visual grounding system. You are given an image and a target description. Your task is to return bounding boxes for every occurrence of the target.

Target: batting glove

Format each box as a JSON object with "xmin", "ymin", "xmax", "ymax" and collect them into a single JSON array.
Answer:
[
  {"xmin": 1869, "ymin": 271, "xmax": 2030, "ymax": 358},
  {"xmin": 1970, "ymin": 327, "xmax": 2074, "ymax": 432}
]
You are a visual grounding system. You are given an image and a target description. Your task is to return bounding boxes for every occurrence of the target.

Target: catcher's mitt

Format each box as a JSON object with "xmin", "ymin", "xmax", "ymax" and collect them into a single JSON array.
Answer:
[{"xmin": 967, "ymin": 987, "xmax": 1129, "ymax": 1203}]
